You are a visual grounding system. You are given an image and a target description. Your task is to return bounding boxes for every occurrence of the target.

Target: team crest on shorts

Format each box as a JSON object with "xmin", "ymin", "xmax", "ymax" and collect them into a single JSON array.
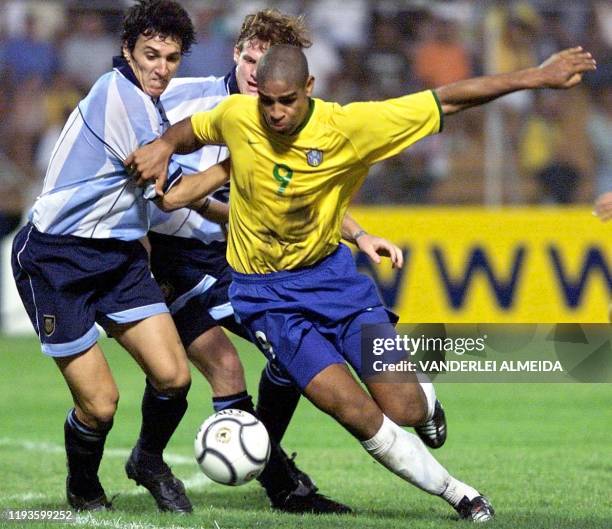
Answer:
[
  {"xmin": 306, "ymin": 149, "xmax": 323, "ymax": 167},
  {"xmin": 43, "ymin": 314, "xmax": 56, "ymax": 336}
]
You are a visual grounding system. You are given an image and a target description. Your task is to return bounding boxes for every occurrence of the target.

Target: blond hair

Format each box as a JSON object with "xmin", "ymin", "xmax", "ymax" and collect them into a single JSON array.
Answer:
[{"xmin": 235, "ymin": 9, "xmax": 312, "ymax": 51}]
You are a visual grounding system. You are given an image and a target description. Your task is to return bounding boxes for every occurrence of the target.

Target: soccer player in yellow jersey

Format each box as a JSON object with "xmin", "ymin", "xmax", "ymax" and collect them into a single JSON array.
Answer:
[{"xmin": 128, "ymin": 44, "xmax": 596, "ymax": 522}]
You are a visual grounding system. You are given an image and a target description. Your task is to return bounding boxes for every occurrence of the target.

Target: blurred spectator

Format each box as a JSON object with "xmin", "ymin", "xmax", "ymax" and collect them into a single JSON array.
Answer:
[
  {"xmin": 7, "ymin": 75, "xmax": 45, "ymax": 179},
  {"xmin": 362, "ymin": 16, "xmax": 412, "ymax": 98},
  {"xmin": 485, "ymin": 2, "xmax": 540, "ymax": 115},
  {"xmin": 536, "ymin": 163, "xmax": 581, "ymax": 204},
  {"xmin": 4, "ymin": 13, "xmax": 58, "ymax": 85},
  {"xmin": 582, "ymin": 3, "xmax": 612, "ymax": 90},
  {"xmin": 492, "ymin": 2, "xmax": 540, "ymax": 73},
  {"xmin": 518, "ymin": 92, "xmax": 582, "ymax": 203},
  {"xmin": 536, "ymin": 10, "xmax": 574, "ymax": 61},
  {"xmin": 309, "ymin": 0, "xmax": 368, "ymax": 49},
  {"xmin": 179, "ymin": 5, "xmax": 234, "ymax": 77},
  {"xmin": 0, "ymin": 0, "xmax": 606, "ymax": 208},
  {"xmin": 413, "ymin": 15, "xmax": 473, "ymax": 88},
  {"xmin": 587, "ymin": 87, "xmax": 612, "ymax": 195},
  {"xmin": 44, "ymin": 71, "xmax": 82, "ymax": 129},
  {"xmin": 60, "ymin": 11, "xmax": 116, "ymax": 90},
  {"xmin": 325, "ymin": 47, "xmax": 367, "ymax": 104},
  {"xmin": 360, "ymin": 134, "xmax": 448, "ymax": 205},
  {"xmin": 0, "ymin": 152, "xmax": 23, "ymax": 235},
  {"xmin": 35, "ymin": 72, "xmax": 82, "ymax": 180},
  {"xmin": 304, "ymin": 35, "xmax": 341, "ymax": 98}
]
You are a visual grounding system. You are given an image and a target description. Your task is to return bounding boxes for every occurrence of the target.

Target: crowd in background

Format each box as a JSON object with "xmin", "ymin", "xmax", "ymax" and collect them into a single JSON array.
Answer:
[{"xmin": 0, "ymin": 0, "xmax": 610, "ymax": 237}]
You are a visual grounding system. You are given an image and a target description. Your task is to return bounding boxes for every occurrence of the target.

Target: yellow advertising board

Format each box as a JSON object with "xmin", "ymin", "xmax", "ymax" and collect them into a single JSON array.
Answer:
[{"xmin": 349, "ymin": 207, "xmax": 611, "ymax": 323}]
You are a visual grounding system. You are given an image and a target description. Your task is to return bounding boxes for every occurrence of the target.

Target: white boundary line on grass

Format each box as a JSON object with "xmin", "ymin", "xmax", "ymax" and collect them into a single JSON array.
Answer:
[
  {"xmin": 75, "ymin": 514, "xmax": 216, "ymax": 529},
  {"xmin": 0, "ymin": 438, "xmax": 194, "ymax": 465},
  {"xmin": 0, "ymin": 437, "xmax": 211, "ymax": 503}
]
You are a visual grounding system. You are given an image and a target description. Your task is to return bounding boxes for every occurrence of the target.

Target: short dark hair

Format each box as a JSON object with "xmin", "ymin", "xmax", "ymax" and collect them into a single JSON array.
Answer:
[
  {"xmin": 235, "ymin": 9, "xmax": 311, "ymax": 51},
  {"xmin": 122, "ymin": 0, "xmax": 195, "ymax": 55},
  {"xmin": 257, "ymin": 45, "xmax": 309, "ymax": 89}
]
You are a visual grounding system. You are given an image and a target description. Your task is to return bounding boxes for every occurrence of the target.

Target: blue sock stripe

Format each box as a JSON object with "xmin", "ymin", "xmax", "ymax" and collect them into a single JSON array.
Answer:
[
  {"xmin": 212, "ymin": 391, "xmax": 250, "ymax": 412},
  {"xmin": 66, "ymin": 409, "xmax": 107, "ymax": 442},
  {"xmin": 146, "ymin": 379, "xmax": 189, "ymax": 401}
]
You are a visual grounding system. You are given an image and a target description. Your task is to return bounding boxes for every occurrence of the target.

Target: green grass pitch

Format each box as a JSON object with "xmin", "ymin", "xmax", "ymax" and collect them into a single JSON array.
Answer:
[{"xmin": 1, "ymin": 334, "xmax": 610, "ymax": 529}]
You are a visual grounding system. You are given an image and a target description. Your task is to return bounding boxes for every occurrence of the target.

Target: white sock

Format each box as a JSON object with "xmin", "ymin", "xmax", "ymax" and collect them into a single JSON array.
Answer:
[
  {"xmin": 361, "ymin": 415, "xmax": 479, "ymax": 506},
  {"xmin": 441, "ymin": 476, "xmax": 480, "ymax": 507},
  {"xmin": 416, "ymin": 372, "xmax": 436, "ymax": 421}
]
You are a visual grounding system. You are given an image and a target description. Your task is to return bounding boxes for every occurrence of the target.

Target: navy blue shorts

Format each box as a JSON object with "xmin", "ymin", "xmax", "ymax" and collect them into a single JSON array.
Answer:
[
  {"xmin": 12, "ymin": 224, "xmax": 168, "ymax": 357},
  {"xmin": 229, "ymin": 244, "xmax": 399, "ymax": 389},
  {"xmin": 149, "ymin": 233, "xmax": 237, "ymax": 348}
]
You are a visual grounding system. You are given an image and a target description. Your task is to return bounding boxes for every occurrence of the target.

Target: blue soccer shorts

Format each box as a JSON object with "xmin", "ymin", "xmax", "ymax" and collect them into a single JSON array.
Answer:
[
  {"xmin": 11, "ymin": 224, "xmax": 168, "ymax": 357},
  {"xmin": 229, "ymin": 244, "xmax": 399, "ymax": 390}
]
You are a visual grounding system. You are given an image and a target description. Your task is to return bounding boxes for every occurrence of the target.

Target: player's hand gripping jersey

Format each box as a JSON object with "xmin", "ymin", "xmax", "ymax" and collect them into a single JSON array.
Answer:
[
  {"xmin": 149, "ymin": 75, "xmax": 230, "ymax": 243},
  {"xmin": 190, "ymin": 90, "xmax": 442, "ymax": 273},
  {"xmin": 28, "ymin": 58, "xmax": 183, "ymax": 241}
]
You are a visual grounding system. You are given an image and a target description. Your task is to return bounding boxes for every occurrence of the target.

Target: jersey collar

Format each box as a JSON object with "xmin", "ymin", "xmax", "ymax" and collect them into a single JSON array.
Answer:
[
  {"xmin": 224, "ymin": 66, "xmax": 240, "ymax": 95},
  {"xmin": 291, "ymin": 98, "xmax": 315, "ymax": 136},
  {"xmin": 113, "ymin": 56, "xmax": 143, "ymax": 91}
]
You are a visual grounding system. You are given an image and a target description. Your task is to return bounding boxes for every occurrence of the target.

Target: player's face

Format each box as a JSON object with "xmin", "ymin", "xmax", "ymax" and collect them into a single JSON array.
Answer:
[
  {"xmin": 124, "ymin": 34, "xmax": 182, "ymax": 99},
  {"xmin": 258, "ymin": 76, "xmax": 314, "ymax": 135},
  {"xmin": 234, "ymin": 39, "xmax": 268, "ymax": 96}
]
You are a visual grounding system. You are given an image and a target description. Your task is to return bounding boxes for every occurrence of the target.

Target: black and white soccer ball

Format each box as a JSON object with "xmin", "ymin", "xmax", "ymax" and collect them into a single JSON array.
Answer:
[{"xmin": 194, "ymin": 409, "xmax": 271, "ymax": 486}]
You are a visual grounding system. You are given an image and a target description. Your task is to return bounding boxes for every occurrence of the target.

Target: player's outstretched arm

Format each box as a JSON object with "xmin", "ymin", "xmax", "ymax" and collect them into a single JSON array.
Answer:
[
  {"xmin": 594, "ymin": 192, "xmax": 612, "ymax": 222},
  {"xmin": 435, "ymin": 47, "xmax": 596, "ymax": 115},
  {"xmin": 126, "ymin": 117, "xmax": 204, "ymax": 195},
  {"xmin": 341, "ymin": 214, "xmax": 403, "ymax": 269},
  {"xmin": 156, "ymin": 159, "xmax": 230, "ymax": 212}
]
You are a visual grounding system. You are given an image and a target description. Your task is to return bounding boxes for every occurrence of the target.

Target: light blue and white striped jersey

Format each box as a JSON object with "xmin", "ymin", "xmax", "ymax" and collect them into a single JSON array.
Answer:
[
  {"xmin": 149, "ymin": 74, "xmax": 232, "ymax": 243},
  {"xmin": 29, "ymin": 58, "xmax": 182, "ymax": 241}
]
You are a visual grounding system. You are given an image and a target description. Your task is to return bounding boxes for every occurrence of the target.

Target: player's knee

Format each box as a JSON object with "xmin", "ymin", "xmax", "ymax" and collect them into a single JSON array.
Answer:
[
  {"xmin": 80, "ymin": 393, "xmax": 119, "ymax": 428},
  {"xmin": 151, "ymin": 364, "xmax": 191, "ymax": 395},
  {"xmin": 383, "ymin": 399, "xmax": 428, "ymax": 427}
]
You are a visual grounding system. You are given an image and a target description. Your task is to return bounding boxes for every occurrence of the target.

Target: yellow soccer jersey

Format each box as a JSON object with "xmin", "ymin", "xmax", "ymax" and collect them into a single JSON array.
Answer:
[{"xmin": 191, "ymin": 90, "xmax": 442, "ymax": 274}]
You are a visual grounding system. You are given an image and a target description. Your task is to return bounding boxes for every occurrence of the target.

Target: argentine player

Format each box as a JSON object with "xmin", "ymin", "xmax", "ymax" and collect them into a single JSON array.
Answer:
[
  {"xmin": 130, "ymin": 43, "xmax": 595, "ymax": 522},
  {"xmin": 10, "ymin": 0, "xmax": 199, "ymax": 513}
]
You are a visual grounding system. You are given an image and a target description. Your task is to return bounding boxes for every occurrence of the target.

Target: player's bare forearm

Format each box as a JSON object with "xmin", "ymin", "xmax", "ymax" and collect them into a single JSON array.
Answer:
[
  {"xmin": 435, "ymin": 47, "xmax": 596, "ymax": 115},
  {"xmin": 156, "ymin": 160, "xmax": 230, "ymax": 212},
  {"xmin": 167, "ymin": 117, "xmax": 206, "ymax": 155},
  {"xmin": 341, "ymin": 213, "xmax": 403, "ymax": 268},
  {"xmin": 192, "ymin": 197, "xmax": 229, "ymax": 224},
  {"xmin": 341, "ymin": 213, "xmax": 363, "ymax": 244}
]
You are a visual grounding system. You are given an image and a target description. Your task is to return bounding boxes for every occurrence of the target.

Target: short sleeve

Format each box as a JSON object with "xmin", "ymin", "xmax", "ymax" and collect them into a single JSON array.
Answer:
[
  {"xmin": 342, "ymin": 90, "xmax": 442, "ymax": 166},
  {"xmin": 191, "ymin": 96, "xmax": 236, "ymax": 145}
]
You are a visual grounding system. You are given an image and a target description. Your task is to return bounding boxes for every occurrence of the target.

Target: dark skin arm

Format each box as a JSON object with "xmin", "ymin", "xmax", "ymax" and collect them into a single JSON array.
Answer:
[
  {"xmin": 435, "ymin": 47, "xmax": 596, "ymax": 115},
  {"xmin": 341, "ymin": 213, "xmax": 403, "ymax": 269},
  {"xmin": 154, "ymin": 158, "xmax": 230, "ymax": 211},
  {"xmin": 127, "ymin": 48, "xmax": 595, "ymax": 192}
]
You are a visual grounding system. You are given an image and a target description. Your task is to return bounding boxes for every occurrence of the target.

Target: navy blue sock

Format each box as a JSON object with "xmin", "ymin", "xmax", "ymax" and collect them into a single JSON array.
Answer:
[
  {"xmin": 212, "ymin": 390, "xmax": 254, "ymax": 413},
  {"xmin": 256, "ymin": 362, "xmax": 301, "ymax": 444},
  {"xmin": 136, "ymin": 378, "xmax": 189, "ymax": 456},
  {"xmin": 64, "ymin": 408, "xmax": 112, "ymax": 499}
]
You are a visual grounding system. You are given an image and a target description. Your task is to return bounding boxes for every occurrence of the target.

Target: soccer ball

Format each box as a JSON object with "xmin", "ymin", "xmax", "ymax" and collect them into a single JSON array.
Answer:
[{"xmin": 194, "ymin": 409, "xmax": 271, "ymax": 486}]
